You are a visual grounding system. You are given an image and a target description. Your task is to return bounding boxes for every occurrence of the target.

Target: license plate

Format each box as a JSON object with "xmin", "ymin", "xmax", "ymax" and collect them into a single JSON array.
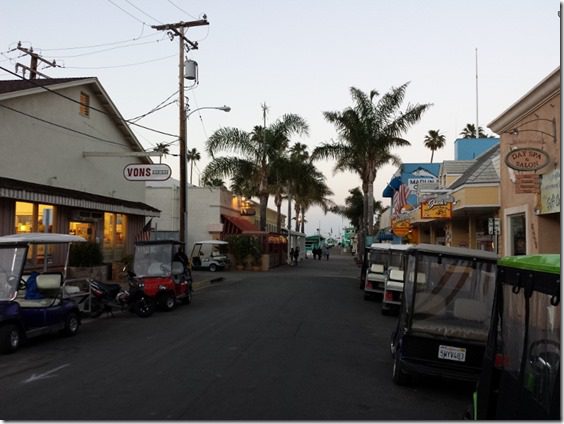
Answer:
[{"xmin": 438, "ymin": 345, "xmax": 466, "ymax": 362}]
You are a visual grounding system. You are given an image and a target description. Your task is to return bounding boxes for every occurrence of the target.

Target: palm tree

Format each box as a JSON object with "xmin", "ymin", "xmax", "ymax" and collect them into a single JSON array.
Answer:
[
  {"xmin": 460, "ymin": 123, "xmax": 490, "ymax": 139},
  {"xmin": 203, "ymin": 110, "xmax": 309, "ymax": 231},
  {"xmin": 423, "ymin": 129, "xmax": 446, "ymax": 163},
  {"xmin": 313, "ymin": 83, "xmax": 431, "ymax": 256},
  {"xmin": 152, "ymin": 142, "xmax": 170, "ymax": 163},
  {"xmin": 186, "ymin": 148, "xmax": 201, "ymax": 185}
]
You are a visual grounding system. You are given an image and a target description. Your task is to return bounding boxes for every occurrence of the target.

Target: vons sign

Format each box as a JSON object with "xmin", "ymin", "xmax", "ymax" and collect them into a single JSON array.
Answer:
[
  {"xmin": 505, "ymin": 148, "xmax": 549, "ymax": 171},
  {"xmin": 123, "ymin": 163, "xmax": 172, "ymax": 181}
]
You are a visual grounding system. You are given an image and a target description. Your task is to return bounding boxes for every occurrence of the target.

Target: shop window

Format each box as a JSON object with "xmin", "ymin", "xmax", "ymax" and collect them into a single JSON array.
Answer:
[
  {"xmin": 15, "ymin": 201, "xmax": 34, "ymax": 233},
  {"xmin": 509, "ymin": 213, "xmax": 526, "ymax": 255},
  {"xmin": 79, "ymin": 92, "xmax": 90, "ymax": 117},
  {"xmin": 103, "ymin": 212, "xmax": 127, "ymax": 261},
  {"xmin": 69, "ymin": 221, "xmax": 95, "ymax": 242}
]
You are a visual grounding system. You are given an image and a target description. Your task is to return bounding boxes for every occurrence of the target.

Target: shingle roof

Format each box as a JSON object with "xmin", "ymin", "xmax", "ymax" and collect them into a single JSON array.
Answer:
[
  {"xmin": 441, "ymin": 160, "xmax": 474, "ymax": 175},
  {"xmin": 449, "ymin": 144, "xmax": 500, "ymax": 189},
  {"xmin": 0, "ymin": 78, "xmax": 92, "ymax": 95}
]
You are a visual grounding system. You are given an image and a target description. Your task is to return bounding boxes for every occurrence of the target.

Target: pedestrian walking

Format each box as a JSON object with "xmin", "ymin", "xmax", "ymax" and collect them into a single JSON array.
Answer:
[
  {"xmin": 289, "ymin": 248, "xmax": 295, "ymax": 266},
  {"xmin": 293, "ymin": 246, "xmax": 300, "ymax": 265},
  {"xmin": 323, "ymin": 246, "xmax": 330, "ymax": 261}
]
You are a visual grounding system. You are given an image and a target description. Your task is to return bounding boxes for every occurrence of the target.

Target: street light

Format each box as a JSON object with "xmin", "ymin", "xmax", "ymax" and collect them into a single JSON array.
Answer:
[{"xmin": 180, "ymin": 104, "xmax": 230, "ymax": 248}]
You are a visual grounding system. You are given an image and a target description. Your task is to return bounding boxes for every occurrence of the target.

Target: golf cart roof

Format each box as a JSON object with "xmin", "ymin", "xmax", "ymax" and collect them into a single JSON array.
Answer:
[
  {"xmin": 389, "ymin": 244, "xmax": 413, "ymax": 252},
  {"xmin": 409, "ymin": 243, "xmax": 498, "ymax": 261},
  {"xmin": 0, "ymin": 233, "xmax": 86, "ymax": 244},
  {"xmin": 369, "ymin": 243, "xmax": 393, "ymax": 251},
  {"xmin": 498, "ymin": 254, "xmax": 560, "ymax": 275},
  {"xmin": 194, "ymin": 240, "xmax": 229, "ymax": 245},
  {"xmin": 135, "ymin": 239, "xmax": 183, "ymax": 246}
]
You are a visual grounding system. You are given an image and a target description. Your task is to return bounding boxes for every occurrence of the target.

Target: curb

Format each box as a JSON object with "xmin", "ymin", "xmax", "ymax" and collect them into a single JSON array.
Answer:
[{"xmin": 192, "ymin": 276, "xmax": 224, "ymax": 291}]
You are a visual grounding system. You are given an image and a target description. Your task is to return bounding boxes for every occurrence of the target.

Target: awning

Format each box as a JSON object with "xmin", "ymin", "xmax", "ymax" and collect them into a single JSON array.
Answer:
[
  {"xmin": 221, "ymin": 214, "xmax": 265, "ymax": 235},
  {"xmin": 383, "ymin": 176, "xmax": 402, "ymax": 198},
  {"xmin": 0, "ymin": 176, "xmax": 160, "ymax": 216}
]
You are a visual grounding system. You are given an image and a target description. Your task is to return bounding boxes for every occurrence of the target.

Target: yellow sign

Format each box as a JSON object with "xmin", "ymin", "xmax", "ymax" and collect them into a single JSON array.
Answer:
[
  {"xmin": 420, "ymin": 200, "xmax": 452, "ymax": 219},
  {"xmin": 392, "ymin": 219, "xmax": 411, "ymax": 237}
]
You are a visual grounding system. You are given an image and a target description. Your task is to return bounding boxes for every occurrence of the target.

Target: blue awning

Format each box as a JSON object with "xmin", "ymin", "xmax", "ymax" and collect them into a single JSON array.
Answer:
[
  {"xmin": 375, "ymin": 230, "xmax": 394, "ymax": 241},
  {"xmin": 382, "ymin": 176, "xmax": 402, "ymax": 198}
]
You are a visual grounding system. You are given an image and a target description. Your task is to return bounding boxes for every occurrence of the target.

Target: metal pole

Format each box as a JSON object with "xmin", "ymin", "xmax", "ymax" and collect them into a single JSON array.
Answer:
[{"xmin": 179, "ymin": 29, "xmax": 187, "ymax": 246}]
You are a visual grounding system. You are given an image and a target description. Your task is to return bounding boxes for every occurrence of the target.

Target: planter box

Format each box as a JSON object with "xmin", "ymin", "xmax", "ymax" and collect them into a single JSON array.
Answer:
[{"xmin": 67, "ymin": 264, "xmax": 109, "ymax": 282}]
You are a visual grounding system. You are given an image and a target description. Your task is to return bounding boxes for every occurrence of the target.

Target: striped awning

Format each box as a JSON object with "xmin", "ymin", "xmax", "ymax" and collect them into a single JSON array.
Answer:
[{"xmin": 0, "ymin": 176, "xmax": 159, "ymax": 217}]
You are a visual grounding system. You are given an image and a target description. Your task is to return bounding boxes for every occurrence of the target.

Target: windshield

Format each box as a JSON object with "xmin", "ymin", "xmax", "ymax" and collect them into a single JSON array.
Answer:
[
  {"xmin": 133, "ymin": 243, "xmax": 174, "ymax": 277},
  {"xmin": 405, "ymin": 252, "xmax": 496, "ymax": 342},
  {"xmin": 0, "ymin": 245, "xmax": 28, "ymax": 300},
  {"xmin": 369, "ymin": 250, "xmax": 389, "ymax": 268},
  {"xmin": 389, "ymin": 250, "xmax": 407, "ymax": 270}
]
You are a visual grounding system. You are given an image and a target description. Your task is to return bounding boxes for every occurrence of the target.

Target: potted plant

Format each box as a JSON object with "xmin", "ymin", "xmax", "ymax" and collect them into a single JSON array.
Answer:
[{"xmin": 67, "ymin": 242, "xmax": 108, "ymax": 280}]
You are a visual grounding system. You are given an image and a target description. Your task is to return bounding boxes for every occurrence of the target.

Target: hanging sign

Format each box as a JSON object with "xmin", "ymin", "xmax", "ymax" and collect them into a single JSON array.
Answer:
[
  {"xmin": 392, "ymin": 219, "xmax": 411, "ymax": 237},
  {"xmin": 123, "ymin": 163, "xmax": 172, "ymax": 181},
  {"xmin": 420, "ymin": 200, "xmax": 452, "ymax": 219},
  {"xmin": 505, "ymin": 148, "xmax": 549, "ymax": 171}
]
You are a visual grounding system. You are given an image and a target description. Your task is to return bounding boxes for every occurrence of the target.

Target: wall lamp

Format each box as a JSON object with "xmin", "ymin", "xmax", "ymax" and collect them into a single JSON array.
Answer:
[{"xmin": 507, "ymin": 117, "xmax": 557, "ymax": 143}]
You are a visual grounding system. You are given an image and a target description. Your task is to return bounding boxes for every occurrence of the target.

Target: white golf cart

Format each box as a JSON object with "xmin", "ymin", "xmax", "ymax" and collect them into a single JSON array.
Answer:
[
  {"xmin": 190, "ymin": 240, "xmax": 230, "ymax": 272},
  {"xmin": 381, "ymin": 244, "xmax": 412, "ymax": 315}
]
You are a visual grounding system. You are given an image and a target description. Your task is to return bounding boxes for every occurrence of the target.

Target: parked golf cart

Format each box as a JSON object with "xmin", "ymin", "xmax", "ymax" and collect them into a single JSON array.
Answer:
[
  {"xmin": 363, "ymin": 243, "xmax": 392, "ymax": 300},
  {"xmin": 0, "ymin": 233, "xmax": 85, "ymax": 354},
  {"xmin": 190, "ymin": 240, "xmax": 230, "ymax": 272},
  {"xmin": 381, "ymin": 244, "xmax": 412, "ymax": 315},
  {"xmin": 130, "ymin": 240, "xmax": 192, "ymax": 314},
  {"xmin": 469, "ymin": 254, "xmax": 560, "ymax": 420},
  {"xmin": 390, "ymin": 244, "xmax": 498, "ymax": 385}
]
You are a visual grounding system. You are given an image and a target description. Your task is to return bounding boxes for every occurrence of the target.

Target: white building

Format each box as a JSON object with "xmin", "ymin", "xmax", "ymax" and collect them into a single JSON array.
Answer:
[{"xmin": 0, "ymin": 77, "xmax": 159, "ymax": 263}]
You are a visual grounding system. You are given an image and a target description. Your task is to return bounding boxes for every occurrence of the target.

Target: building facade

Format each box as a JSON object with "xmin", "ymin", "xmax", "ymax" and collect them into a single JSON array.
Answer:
[
  {"xmin": 488, "ymin": 67, "xmax": 560, "ymax": 256},
  {"xmin": 0, "ymin": 78, "xmax": 159, "ymax": 265}
]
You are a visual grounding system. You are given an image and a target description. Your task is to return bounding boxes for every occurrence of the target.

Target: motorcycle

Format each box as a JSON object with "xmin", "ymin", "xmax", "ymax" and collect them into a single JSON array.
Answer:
[{"xmin": 88, "ymin": 275, "xmax": 155, "ymax": 318}]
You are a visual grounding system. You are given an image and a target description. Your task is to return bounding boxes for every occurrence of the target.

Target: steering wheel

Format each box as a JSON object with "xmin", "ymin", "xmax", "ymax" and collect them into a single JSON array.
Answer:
[
  {"xmin": 17, "ymin": 277, "xmax": 27, "ymax": 291},
  {"xmin": 160, "ymin": 263, "xmax": 171, "ymax": 273},
  {"xmin": 528, "ymin": 339, "xmax": 560, "ymax": 373}
]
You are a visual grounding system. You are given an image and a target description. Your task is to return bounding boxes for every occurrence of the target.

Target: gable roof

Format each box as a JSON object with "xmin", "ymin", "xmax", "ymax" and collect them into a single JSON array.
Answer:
[
  {"xmin": 449, "ymin": 144, "xmax": 500, "ymax": 189},
  {"xmin": 0, "ymin": 77, "xmax": 151, "ymax": 164},
  {"xmin": 440, "ymin": 160, "xmax": 474, "ymax": 175}
]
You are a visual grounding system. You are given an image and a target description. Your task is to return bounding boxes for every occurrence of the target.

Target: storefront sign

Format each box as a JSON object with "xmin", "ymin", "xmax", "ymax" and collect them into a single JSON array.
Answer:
[
  {"xmin": 123, "ymin": 163, "xmax": 172, "ymax": 181},
  {"xmin": 408, "ymin": 177, "xmax": 438, "ymax": 191},
  {"xmin": 420, "ymin": 198, "xmax": 452, "ymax": 219},
  {"xmin": 505, "ymin": 148, "xmax": 549, "ymax": 171},
  {"xmin": 515, "ymin": 174, "xmax": 540, "ymax": 194},
  {"xmin": 540, "ymin": 169, "xmax": 560, "ymax": 214},
  {"xmin": 391, "ymin": 219, "xmax": 411, "ymax": 237}
]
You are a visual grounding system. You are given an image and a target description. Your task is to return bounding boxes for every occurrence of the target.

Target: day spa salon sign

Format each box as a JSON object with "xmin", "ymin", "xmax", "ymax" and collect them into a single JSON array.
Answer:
[{"xmin": 505, "ymin": 147, "xmax": 549, "ymax": 171}]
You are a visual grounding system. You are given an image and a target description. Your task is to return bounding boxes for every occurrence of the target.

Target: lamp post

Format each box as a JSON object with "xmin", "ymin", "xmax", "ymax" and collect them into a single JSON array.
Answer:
[{"xmin": 180, "ymin": 105, "xmax": 230, "ymax": 247}]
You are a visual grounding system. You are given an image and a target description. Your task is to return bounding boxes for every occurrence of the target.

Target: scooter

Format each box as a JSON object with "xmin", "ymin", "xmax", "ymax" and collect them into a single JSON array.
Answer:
[{"xmin": 88, "ymin": 276, "xmax": 155, "ymax": 318}]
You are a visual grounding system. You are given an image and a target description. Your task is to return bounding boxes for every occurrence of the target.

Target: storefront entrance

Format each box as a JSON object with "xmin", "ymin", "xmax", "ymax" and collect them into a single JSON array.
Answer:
[{"xmin": 69, "ymin": 221, "xmax": 96, "ymax": 242}]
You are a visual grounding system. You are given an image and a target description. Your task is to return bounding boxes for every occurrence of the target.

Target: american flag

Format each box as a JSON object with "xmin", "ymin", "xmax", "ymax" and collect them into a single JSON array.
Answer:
[
  {"xmin": 393, "ymin": 184, "xmax": 411, "ymax": 216},
  {"xmin": 136, "ymin": 218, "xmax": 152, "ymax": 241}
]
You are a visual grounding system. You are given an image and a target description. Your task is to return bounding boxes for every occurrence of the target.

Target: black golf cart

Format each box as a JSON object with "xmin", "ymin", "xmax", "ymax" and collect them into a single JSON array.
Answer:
[
  {"xmin": 470, "ymin": 254, "xmax": 560, "ymax": 420},
  {"xmin": 390, "ymin": 244, "xmax": 498, "ymax": 385}
]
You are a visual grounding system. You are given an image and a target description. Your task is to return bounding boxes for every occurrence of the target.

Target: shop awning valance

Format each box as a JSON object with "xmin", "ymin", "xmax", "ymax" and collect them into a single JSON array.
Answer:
[
  {"xmin": 0, "ymin": 176, "xmax": 159, "ymax": 217},
  {"xmin": 221, "ymin": 214, "xmax": 265, "ymax": 235}
]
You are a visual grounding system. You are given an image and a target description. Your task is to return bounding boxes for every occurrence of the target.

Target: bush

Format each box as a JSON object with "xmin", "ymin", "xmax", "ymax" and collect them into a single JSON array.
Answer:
[
  {"xmin": 69, "ymin": 242, "xmax": 104, "ymax": 267},
  {"xmin": 227, "ymin": 235, "xmax": 261, "ymax": 266}
]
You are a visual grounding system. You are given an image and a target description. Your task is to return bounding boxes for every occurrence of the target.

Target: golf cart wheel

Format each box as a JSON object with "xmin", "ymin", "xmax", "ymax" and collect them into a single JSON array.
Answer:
[
  {"xmin": 159, "ymin": 292, "xmax": 176, "ymax": 311},
  {"xmin": 63, "ymin": 312, "xmax": 80, "ymax": 336},
  {"xmin": 181, "ymin": 287, "xmax": 192, "ymax": 305},
  {"xmin": 392, "ymin": 350, "xmax": 410, "ymax": 386},
  {"xmin": 133, "ymin": 297, "xmax": 155, "ymax": 318},
  {"xmin": 0, "ymin": 324, "xmax": 21, "ymax": 354},
  {"xmin": 209, "ymin": 263, "xmax": 217, "ymax": 272}
]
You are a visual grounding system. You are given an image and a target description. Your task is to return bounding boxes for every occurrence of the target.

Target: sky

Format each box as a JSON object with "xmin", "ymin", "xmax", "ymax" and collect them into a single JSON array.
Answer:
[{"xmin": 1, "ymin": 0, "xmax": 561, "ymax": 237}]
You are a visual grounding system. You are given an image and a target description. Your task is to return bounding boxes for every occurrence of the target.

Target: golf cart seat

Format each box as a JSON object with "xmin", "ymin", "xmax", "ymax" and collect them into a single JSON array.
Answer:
[
  {"xmin": 147, "ymin": 262, "xmax": 166, "ymax": 276},
  {"xmin": 386, "ymin": 269, "xmax": 405, "ymax": 291},
  {"xmin": 18, "ymin": 273, "xmax": 62, "ymax": 307},
  {"xmin": 172, "ymin": 261, "xmax": 184, "ymax": 275},
  {"xmin": 453, "ymin": 298, "xmax": 488, "ymax": 322}
]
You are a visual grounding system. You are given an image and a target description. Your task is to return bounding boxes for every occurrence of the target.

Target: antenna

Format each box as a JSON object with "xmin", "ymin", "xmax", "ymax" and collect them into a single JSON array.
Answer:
[{"xmin": 475, "ymin": 48, "xmax": 479, "ymax": 135}]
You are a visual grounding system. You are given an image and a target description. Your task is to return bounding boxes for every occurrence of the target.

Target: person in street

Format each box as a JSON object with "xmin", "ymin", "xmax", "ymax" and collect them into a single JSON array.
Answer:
[
  {"xmin": 323, "ymin": 246, "xmax": 330, "ymax": 261},
  {"xmin": 289, "ymin": 248, "xmax": 295, "ymax": 265},
  {"xmin": 293, "ymin": 246, "xmax": 299, "ymax": 265}
]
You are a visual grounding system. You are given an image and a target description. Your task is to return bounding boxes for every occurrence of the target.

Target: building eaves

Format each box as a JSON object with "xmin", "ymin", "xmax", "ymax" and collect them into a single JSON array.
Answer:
[{"xmin": 449, "ymin": 144, "xmax": 500, "ymax": 190}]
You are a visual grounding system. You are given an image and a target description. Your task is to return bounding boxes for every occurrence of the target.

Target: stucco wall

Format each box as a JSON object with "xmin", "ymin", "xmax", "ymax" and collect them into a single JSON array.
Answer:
[{"xmin": 0, "ymin": 85, "xmax": 146, "ymax": 203}]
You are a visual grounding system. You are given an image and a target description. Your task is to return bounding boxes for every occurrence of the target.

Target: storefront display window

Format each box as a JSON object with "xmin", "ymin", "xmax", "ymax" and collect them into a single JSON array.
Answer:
[
  {"xmin": 103, "ymin": 212, "xmax": 127, "ymax": 261},
  {"xmin": 15, "ymin": 201, "xmax": 33, "ymax": 233},
  {"xmin": 509, "ymin": 213, "xmax": 527, "ymax": 255}
]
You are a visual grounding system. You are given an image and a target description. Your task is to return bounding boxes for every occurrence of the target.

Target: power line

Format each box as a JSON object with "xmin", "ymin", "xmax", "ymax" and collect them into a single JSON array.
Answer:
[
  {"xmin": 106, "ymin": 0, "xmax": 147, "ymax": 25},
  {"xmin": 0, "ymin": 65, "xmax": 178, "ymax": 138},
  {"xmin": 12, "ymin": 33, "xmax": 159, "ymax": 52},
  {"xmin": 128, "ymin": 90, "xmax": 179, "ymax": 122},
  {"xmin": 166, "ymin": 0, "xmax": 199, "ymax": 20},
  {"xmin": 124, "ymin": 0, "xmax": 164, "ymax": 25},
  {"xmin": 61, "ymin": 53, "xmax": 175, "ymax": 70}
]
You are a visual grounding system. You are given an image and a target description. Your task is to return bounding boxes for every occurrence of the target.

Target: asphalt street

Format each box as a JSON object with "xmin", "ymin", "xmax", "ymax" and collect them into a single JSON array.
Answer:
[{"xmin": 0, "ymin": 250, "xmax": 473, "ymax": 420}]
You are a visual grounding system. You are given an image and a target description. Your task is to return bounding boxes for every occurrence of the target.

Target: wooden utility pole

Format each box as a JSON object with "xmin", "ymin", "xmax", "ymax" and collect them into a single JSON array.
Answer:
[
  {"xmin": 151, "ymin": 19, "xmax": 209, "ymax": 246},
  {"xmin": 14, "ymin": 42, "xmax": 57, "ymax": 79}
]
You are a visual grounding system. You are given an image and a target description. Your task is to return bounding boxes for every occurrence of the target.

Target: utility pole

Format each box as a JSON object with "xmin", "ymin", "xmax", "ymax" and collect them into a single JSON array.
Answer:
[
  {"xmin": 14, "ymin": 42, "xmax": 57, "ymax": 79},
  {"xmin": 151, "ymin": 18, "xmax": 209, "ymax": 247}
]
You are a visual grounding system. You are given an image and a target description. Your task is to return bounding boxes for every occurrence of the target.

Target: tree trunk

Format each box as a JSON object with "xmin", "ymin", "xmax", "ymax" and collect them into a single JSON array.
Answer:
[
  {"xmin": 300, "ymin": 205, "xmax": 306, "ymax": 233},
  {"xmin": 259, "ymin": 193, "xmax": 268, "ymax": 232},
  {"xmin": 294, "ymin": 202, "xmax": 300, "ymax": 232},
  {"xmin": 274, "ymin": 193, "xmax": 282, "ymax": 233}
]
